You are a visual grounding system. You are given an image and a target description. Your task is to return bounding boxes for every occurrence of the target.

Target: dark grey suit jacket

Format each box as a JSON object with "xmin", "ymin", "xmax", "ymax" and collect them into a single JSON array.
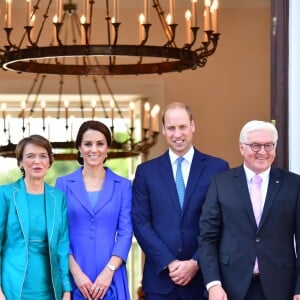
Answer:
[{"xmin": 198, "ymin": 165, "xmax": 300, "ymax": 300}]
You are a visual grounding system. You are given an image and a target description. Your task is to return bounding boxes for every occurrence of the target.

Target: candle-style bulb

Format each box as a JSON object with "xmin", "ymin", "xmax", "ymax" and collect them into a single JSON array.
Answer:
[
  {"xmin": 143, "ymin": 102, "xmax": 150, "ymax": 129},
  {"xmin": 150, "ymin": 104, "xmax": 160, "ymax": 132},
  {"xmin": 129, "ymin": 101, "xmax": 135, "ymax": 128},
  {"xmin": 1, "ymin": 103, "xmax": 7, "ymax": 114}
]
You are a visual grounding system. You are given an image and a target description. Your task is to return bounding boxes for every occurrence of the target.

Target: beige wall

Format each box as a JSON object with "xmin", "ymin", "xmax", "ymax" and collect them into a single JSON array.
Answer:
[
  {"xmin": 0, "ymin": 5, "xmax": 270, "ymax": 168},
  {"xmin": 104, "ymin": 5, "xmax": 270, "ymax": 167},
  {"xmin": 163, "ymin": 7, "xmax": 271, "ymax": 167}
]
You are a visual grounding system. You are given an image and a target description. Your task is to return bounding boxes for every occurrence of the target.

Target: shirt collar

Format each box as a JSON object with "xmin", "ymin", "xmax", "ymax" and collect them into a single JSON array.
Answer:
[
  {"xmin": 169, "ymin": 147, "xmax": 194, "ymax": 165},
  {"xmin": 243, "ymin": 164, "xmax": 270, "ymax": 183}
]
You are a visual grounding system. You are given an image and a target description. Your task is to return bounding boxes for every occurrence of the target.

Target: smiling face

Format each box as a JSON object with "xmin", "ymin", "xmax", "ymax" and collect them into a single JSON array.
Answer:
[
  {"xmin": 162, "ymin": 106, "xmax": 195, "ymax": 156},
  {"xmin": 240, "ymin": 128, "xmax": 276, "ymax": 174},
  {"xmin": 78, "ymin": 129, "xmax": 108, "ymax": 167},
  {"xmin": 20, "ymin": 143, "xmax": 50, "ymax": 180}
]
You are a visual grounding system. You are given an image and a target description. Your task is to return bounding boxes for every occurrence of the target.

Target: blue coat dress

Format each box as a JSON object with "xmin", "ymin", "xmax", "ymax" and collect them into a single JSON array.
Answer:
[
  {"xmin": 0, "ymin": 178, "xmax": 72, "ymax": 300},
  {"xmin": 55, "ymin": 167, "xmax": 132, "ymax": 300}
]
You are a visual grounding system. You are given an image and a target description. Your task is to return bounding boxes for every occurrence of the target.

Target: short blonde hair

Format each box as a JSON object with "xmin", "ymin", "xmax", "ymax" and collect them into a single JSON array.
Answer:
[{"xmin": 162, "ymin": 102, "xmax": 193, "ymax": 126}]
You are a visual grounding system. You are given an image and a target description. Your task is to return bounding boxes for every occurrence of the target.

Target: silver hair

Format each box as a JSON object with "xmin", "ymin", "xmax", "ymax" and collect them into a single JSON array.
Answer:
[{"xmin": 239, "ymin": 120, "xmax": 278, "ymax": 143}]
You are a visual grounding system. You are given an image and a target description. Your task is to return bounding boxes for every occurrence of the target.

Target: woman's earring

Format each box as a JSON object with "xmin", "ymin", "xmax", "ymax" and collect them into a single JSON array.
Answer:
[{"xmin": 80, "ymin": 152, "xmax": 83, "ymax": 157}]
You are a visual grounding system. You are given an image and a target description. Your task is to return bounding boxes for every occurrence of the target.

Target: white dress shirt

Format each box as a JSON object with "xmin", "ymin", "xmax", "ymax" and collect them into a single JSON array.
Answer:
[{"xmin": 169, "ymin": 147, "xmax": 194, "ymax": 186}]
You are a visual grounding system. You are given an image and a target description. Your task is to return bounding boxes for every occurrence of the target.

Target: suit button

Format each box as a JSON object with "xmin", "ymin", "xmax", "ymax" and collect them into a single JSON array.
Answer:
[
  {"xmin": 178, "ymin": 248, "xmax": 182, "ymax": 253},
  {"xmin": 256, "ymin": 237, "xmax": 260, "ymax": 242}
]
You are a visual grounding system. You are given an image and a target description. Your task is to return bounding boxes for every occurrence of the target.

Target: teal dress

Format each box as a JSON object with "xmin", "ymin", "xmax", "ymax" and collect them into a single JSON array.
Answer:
[
  {"xmin": 21, "ymin": 194, "xmax": 55, "ymax": 300},
  {"xmin": 0, "ymin": 179, "xmax": 71, "ymax": 300}
]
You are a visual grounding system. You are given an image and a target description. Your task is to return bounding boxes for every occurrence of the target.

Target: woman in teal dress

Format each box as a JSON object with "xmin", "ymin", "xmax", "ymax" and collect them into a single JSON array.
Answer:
[{"xmin": 0, "ymin": 135, "xmax": 71, "ymax": 300}]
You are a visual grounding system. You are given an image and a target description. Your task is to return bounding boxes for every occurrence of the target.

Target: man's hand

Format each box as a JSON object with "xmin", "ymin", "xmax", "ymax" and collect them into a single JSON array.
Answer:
[
  {"xmin": 168, "ymin": 259, "xmax": 199, "ymax": 286},
  {"xmin": 208, "ymin": 285, "xmax": 228, "ymax": 300}
]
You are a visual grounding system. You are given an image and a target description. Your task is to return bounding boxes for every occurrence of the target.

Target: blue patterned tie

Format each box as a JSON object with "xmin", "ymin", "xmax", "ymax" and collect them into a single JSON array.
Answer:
[{"xmin": 175, "ymin": 157, "xmax": 185, "ymax": 208}]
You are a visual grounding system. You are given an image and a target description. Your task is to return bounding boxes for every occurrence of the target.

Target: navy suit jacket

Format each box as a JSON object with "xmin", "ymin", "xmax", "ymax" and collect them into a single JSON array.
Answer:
[
  {"xmin": 198, "ymin": 165, "xmax": 300, "ymax": 300},
  {"xmin": 132, "ymin": 148, "xmax": 229, "ymax": 297}
]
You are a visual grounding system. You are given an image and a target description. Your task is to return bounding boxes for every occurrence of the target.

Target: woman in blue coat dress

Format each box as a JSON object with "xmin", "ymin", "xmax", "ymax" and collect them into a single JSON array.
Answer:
[
  {"xmin": 0, "ymin": 135, "xmax": 71, "ymax": 300},
  {"xmin": 55, "ymin": 120, "xmax": 132, "ymax": 300}
]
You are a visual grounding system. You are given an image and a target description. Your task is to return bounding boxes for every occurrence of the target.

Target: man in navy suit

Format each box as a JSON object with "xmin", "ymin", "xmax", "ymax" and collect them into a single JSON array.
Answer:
[
  {"xmin": 132, "ymin": 102, "xmax": 229, "ymax": 300},
  {"xmin": 198, "ymin": 120, "xmax": 300, "ymax": 300}
]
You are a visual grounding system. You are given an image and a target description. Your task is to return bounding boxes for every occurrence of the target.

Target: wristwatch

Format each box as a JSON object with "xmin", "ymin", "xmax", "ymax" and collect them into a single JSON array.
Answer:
[{"xmin": 106, "ymin": 263, "xmax": 117, "ymax": 272}]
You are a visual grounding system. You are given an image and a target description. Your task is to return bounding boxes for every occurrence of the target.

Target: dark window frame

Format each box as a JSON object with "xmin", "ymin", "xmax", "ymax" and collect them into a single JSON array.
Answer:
[{"xmin": 270, "ymin": 0, "xmax": 289, "ymax": 169}]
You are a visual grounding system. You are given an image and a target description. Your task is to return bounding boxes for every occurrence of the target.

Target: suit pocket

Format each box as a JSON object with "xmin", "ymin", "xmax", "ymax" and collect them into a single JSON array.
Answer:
[{"xmin": 219, "ymin": 253, "xmax": 230, "ymax": 265}]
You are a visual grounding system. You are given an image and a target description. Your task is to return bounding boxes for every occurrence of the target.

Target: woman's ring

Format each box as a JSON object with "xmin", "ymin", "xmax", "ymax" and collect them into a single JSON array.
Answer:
[{"xmin": 98, "ymin": 288, "xmax": 102, "ymax": 291}]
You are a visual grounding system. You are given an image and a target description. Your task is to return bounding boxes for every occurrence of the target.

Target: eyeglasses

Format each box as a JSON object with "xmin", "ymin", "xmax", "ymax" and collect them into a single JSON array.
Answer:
[{"xmin": 243, "ymin": 143, "xmax": 276, "ymax": 152}]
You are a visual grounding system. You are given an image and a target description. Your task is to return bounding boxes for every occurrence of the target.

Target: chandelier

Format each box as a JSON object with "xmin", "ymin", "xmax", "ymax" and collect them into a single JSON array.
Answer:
[
  {"xmin": 0, "ymin": 0, "xmax": 220, "ymax": 76},
  {"xmin": 0, "ymin": 75, "xmax": 161, "ymax": 160},
  {"xmin": 0, "ymin": 0, "xmax": 219, "ymax": 161}
]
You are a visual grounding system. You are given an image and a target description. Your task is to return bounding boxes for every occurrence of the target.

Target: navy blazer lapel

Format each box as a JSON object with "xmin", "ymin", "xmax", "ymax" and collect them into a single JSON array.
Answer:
[
  {"xmin": 232, "ymin": 166, "xmax": 258, "ymax": 227},
  {"xmin": 258, "ymin": 167, "xmax": 282, "ymax": 230},
  {"xmin": 158, "ymin": 152, "xmax": 182, "ymax": 215},
  {"xmin": 13, "ymin": 179, "xmax": 30, "ymax": 242},
  {"xmin": 182, "ymin": 150, "xmax": 205, "ymax": 211}
]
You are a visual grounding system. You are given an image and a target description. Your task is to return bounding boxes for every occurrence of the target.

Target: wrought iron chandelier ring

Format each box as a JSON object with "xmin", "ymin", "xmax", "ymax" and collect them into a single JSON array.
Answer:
[
  {"xmin": 2, "ymin": 39, "xmax": 219, "ymax": 75},
  {"xmin": 1, "ymin": 0, "xmax": 220, "ymax": 76}
]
